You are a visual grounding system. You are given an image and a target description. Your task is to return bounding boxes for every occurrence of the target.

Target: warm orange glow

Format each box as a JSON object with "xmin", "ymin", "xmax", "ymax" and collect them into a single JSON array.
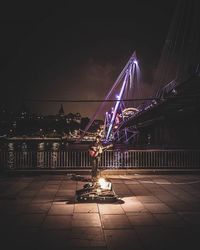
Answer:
[{"xmin": 98, "ymin": 178, "xmax": 112, "ymax": 190}]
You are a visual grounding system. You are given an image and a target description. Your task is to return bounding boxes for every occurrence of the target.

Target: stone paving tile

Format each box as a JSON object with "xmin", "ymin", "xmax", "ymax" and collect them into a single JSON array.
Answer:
[
  {"xmin": 39, "ymin": 229, "xmax": 70, "ymax": 250},
  {"xmin": 179, "ymin": 212, "xmax": 200, "ymax": 225},
  {"xmin": 104, "ymin": 229, "xmax": 143, "ymax": 249},
  {"xmin": 67, "ymin": 246, "xmax": 108, "ymax": 250},
  {"xmin": 42, "ymin": 215, "xmax": 72, "ymax": 229},
  {"xmin": 72, "ymin": 213, "xmax": 101, "ymax": 227},
  {"xmin": 179, "ymin": 192, "xmax": 199, "ymax": 203},
  {"xmin": 45, "ymin": 180, "xmax": 61, "ymax": 185},
  {"xmin": 48, "ymin": 204, "xmax": 74, "ymax": 215},
  {"xmin": 69, "ymin": 227, "xmax": 106, "ymax": 248},
  {"xmin": 178, "ymin": 183, "xmax": 199, "ymax": 194},
  {"xmin": 151, "ymin": 178, "xmax": 172, "ymax": 184},
  {"xmin": 74, "ymin": 203, "xmax": 98, "ymax": 213},
  {"xmin": 1, "ymin": 173, "xmax": 200, "ymax": 250},
  {"xmin": 1, "ymin": 228, "xmax": 39, "ymax": 250},
  {"xmin": 0, "ymin": 214, "xmax": 19, "ymax": 231},
  {"xmin": 37, "ymin": 190, "xmax": 57, "ymax": 195},
  {"xmin": 13, "ymin": 198, "xmax": 34, "ymax": 207},
  {"xmin": 161, "ymin": 184, "xmax": 195, "ymax": 201},
  {"xmin": 18, "ymin": 190, "xmax": 38, "ymax": 198},
  {"xmin": 127, "ymin": 185, "xmax": 152, "ymax": 196},
  {"xmin": 109, "ymin": 178, "xmax": 124, "ymax": 183},
  {"xmin": 77, "ymin": 182, "xmax": 85, "ymax": 190},
  {"xmin": 134, "ymin": 225, "xmax": 172, "ymax": 250},
  {"xmin": 0, "ymin": 200, "xmax": 27, "ymax": 214},
  {"xmin": 121, "ymin": 198, "xmax": 147, "ymax": 213},
  {"xmin": 166, "ymin": 201, "xmax": 195, "ymax": 212},
  {"xmin": 123, "ymin": 180, "xmax": 140, "ymax": 184},
  {"xmin": 26, "ymin": 184, "xmax": 45, "ymax": 191},
  {"xmin": 186, "ymin": 202, "xmax": 200, "ymax": 212},
  {"xmin": 141, "ymin": 183, "xmax": 166, "ymax": 193},
  {"xmin": 101, "ymin": 214, "xmax": 132, "ymax": 229},
  {"xmin": 69, "ymin": 238, "xmax": 96, "ymax": 248},
  {"xmin": 131, "ymin": 189, "xmax": 153, "ymax": 196},
  {"xmin": 1, "ymin": 189, "xmax": 19, "ymax": 196},
  {"xmin": 34, "ymin": 194, "xmax": 56, "ymax": 200},
  {"xmin": 112, "ymin": 183, "xmax": 133, "ymax": 196},
  {"xmin": 70, "ymin": 227, "xmax": 104, "ymax": 241},
  {"xmin": 31, "ymin": 198, "xmax": 54, "ymax": 203},
  {"xmin": 98, "ymin": 204, "xmax": 125, "ymax": 214},
  {"xmin": 16, "ymin": 213, "xmax": 46, "ymax": 228},
  {"xmin": 136, "ymin": 195, "xmax": 161, "ymax": 203},
  {"xmin": 164, "ymin": 227, "xmax": 200, "ymax": 250},
  {"xmin": 52, "ymin": 199, "xmax": 71, "ymax": 204},
  {"xmin": 156, "ymin": 193, "xmax": 181, "ymax": 202},
  {"xmin": 153, "ymin": 213, "xmax": 188, "ymax": 227},
  {"xmin": 144, "ymin": 202, "xmax": 174, "ymax": 213},
  {"xmin": 25, "ymin": 202, "xmax": 51, "ymax": 213},
  {"xmin": 60, "ymin": 183, "xmax": 77, "ymax": 189},
  {"xmin": 56, "ymin": 189, "xmax": 75, "ymax": 197},
  {"xmin": 41, "ymin": 188, "xmax": 59, "ymax": 194},
  {"xmin": 127, "ymin": 212, "xmax": 160, "ymax": 226}
]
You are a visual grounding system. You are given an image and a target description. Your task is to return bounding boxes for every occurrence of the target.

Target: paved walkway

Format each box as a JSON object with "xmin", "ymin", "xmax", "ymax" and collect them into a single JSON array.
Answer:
[{"xmin": 0, "ymin": 173, "xmax": 200, "ymax": 250}]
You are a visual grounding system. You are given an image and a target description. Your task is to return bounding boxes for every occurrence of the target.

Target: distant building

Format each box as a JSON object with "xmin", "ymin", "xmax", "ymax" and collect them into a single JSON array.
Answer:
[
  {"xmin": 58, "ymin": 104, "xmax": 65, "ymax": 117},
  {"xmin": 66, "ymin": 113, "xmax": 74, "ymax": 124},
  {"xmin": 73, "ymin": 113, "xmax": 81, "ymax": 123},
  {"xmin": 16, "ymin": 103, "xmax": 30, "ymax": 120}
]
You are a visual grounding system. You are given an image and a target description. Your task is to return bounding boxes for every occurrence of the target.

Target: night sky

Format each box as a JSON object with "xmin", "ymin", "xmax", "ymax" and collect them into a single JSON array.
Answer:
[{"xmin": 0, "ymin": 1, "xmax": 177, "ymax": 117}]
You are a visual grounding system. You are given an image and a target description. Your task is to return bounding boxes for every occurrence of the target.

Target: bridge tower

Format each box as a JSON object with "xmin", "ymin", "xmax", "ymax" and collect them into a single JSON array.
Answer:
[{"xmin": 104, "ymin": 51, "xmax": 140, "ymax": 143}]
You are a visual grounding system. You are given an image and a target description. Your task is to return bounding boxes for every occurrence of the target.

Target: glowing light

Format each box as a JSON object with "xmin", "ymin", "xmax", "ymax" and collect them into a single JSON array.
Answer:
[
  {"xmin": 98, "ymin": 178, "xmax": 112, "ymax": 190},
  {"xmin": 172, "ymin": 89, "xmax": 177, "ymax": 95},
  {"xmin": 115, "ymin": 94, "xmax": 120, "ymax": 100},
  {"xmin": 133, "ymin": 60, "xmax": 138, "ymax": 65},
  {"xmin": 106, "ymin": 73, "xmax": 128, "ymax": 140}
]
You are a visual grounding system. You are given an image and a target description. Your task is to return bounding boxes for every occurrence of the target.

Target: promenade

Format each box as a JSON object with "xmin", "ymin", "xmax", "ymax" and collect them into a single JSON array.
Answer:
[{"xmin": 0, "ymin": 172, "xmax": 200, "ymax": 250}]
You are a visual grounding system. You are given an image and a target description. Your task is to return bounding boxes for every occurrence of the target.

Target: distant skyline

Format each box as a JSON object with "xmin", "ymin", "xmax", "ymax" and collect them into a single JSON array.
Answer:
[{"xmin": 0, "ymin": 1, "xmax": 177, "ymax": 117}]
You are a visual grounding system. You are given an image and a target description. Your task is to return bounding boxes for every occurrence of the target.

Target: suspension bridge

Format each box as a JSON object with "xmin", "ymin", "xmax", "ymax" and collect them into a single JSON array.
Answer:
[{"xmin": 79, "ymin": 0, "xmax": 200, "ymax": 146}]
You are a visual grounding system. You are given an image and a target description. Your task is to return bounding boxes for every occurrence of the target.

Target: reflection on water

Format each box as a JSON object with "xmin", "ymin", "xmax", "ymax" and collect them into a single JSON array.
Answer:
[
  {"xmin": 8, "ymin": 142, "xmax": 15, "ymax": 169},
  {"xmin": 5, "ymin": 141, "xmax": 70, "ymax": 151},
  {"xmin": 2, "ymin": 140, "xmax": 90, "ymax": 169},
  {"xmin": 38, "ymin": 142, "xmax": 45, "ymax": 151}
]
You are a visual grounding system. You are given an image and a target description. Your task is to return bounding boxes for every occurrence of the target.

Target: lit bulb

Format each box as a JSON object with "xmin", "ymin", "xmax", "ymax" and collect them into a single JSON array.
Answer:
[
  {"xmin": 116, "ymin": 94, "xmax": 120, "ymax": 100},
  {"xmin": 98, "ymin": 178, "xmax": 111, "ymax": 190},
  {"xmin": 133, "ymin": 60, "xmax": 138, "ymax": 65}
]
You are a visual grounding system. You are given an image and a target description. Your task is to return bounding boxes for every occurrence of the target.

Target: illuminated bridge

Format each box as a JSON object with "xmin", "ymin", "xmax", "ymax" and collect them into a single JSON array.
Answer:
[{"xmin": 82, "ymin": 0, "xmax": 200, "ymax": 148}]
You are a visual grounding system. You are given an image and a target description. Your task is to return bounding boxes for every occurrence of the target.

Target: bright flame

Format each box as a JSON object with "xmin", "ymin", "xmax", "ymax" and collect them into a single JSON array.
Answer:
[{"xmin": 98, "ymin": 178, "xmax": 112, "ymax": 190}]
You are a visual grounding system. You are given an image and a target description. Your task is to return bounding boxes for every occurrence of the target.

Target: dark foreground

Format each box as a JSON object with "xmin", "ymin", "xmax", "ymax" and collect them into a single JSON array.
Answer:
[{"xmin": 0, "ymin": 173, "xmax": 200, "ymax": 250}]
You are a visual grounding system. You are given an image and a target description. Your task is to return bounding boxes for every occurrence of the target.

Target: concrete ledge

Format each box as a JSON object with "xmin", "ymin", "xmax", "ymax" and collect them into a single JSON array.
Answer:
[
  {"xmin": 1, "ymin": 168, "xmax": 200, "ymax": 176},
  {"xmin": 1, "ymin": 168, "xmax": 91, "ymax": 176},
  {"xmin": 101, "ymin": 168, "xmax": 200, "ymax": 175}
]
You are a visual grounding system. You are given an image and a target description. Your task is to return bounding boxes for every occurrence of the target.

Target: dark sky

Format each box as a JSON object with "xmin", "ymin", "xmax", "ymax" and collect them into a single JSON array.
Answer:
[{"xmin": 0, "ymin": 1, "xmax": 177, "ymax": 117}]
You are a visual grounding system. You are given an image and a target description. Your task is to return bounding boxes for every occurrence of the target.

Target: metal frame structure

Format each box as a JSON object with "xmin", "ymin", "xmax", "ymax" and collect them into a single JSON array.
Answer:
[
  {"xmin": 77, "ymin": 51, "xmax": 141, "ymax": 144},
  {"xmin": 1, "ymin": 148, "xmax": 200, "ymax": 169},
  {"xmin": 104, "ymin": 51, "xmax": 141, "ymax": 143}
]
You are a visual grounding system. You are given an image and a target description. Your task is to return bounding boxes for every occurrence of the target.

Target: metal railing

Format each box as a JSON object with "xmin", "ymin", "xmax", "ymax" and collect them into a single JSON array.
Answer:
[{"xmin": 0, "ymin": 149, "xmax": 200, "ymax": 170}]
